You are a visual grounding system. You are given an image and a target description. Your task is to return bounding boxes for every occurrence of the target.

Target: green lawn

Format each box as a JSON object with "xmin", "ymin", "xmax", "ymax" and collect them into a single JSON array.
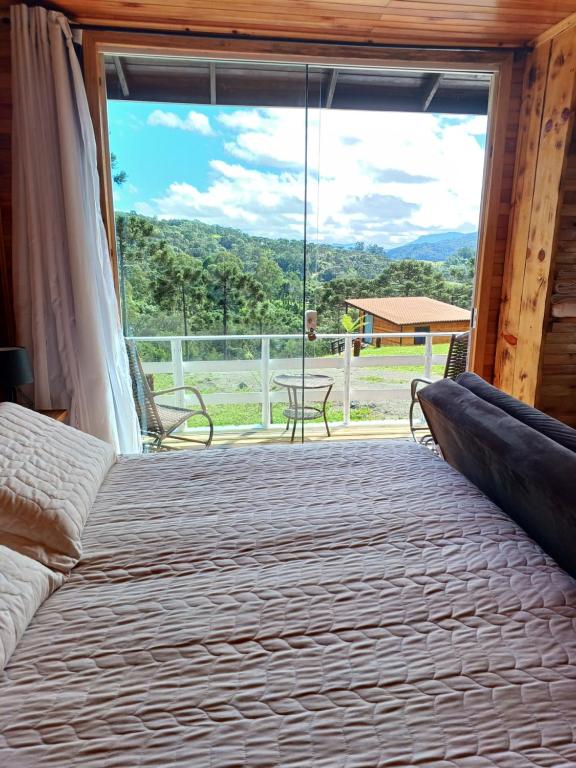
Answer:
[
  {"xmin": 147, "ymin": 341, "xmax": 449, "ymax": 428},
  {"xmin": 350, "ymin": 342, "xmax": 448, "ymax": 377},
  {"xmin": 186, "ymin": 401, "xmax": 384, "ymax": 428},
  {"xmin": 361, "ymin": 342, "xmax": 449, "ymax": 356}
]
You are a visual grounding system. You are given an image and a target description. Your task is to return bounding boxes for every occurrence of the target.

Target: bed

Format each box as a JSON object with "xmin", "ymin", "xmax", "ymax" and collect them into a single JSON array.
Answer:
[{"xmin": 1, "ymin": 388, "xmax": 576, "ymax": 766}]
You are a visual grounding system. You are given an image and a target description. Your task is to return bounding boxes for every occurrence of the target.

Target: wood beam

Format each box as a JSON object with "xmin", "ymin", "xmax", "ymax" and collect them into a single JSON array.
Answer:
[
  {"xmin": 85, "ymin": 32, "xmax": 510, "ymax": 73},
  {"xmin": 495, "ymin": 42, "xmax": 552, "ymax": 394},
  {"xmin": 325, "ymin": 69, "xmax": 338, "ymax": 109},
  {"xmin": 496, "ymin": 27, "xmax": 576, "ymax": 404},
  {"xmin": 421, "ymin": 73, "xmax": 442, "ymax": 112},
  {"xmin": 209, "ymin": 61, "xmax": 216, "ymax": 105},
  {"xmin": 113, "ymin": 55, "xmax": 129, "ymax": 97},
  {"xmin": 531, "ymin": 11, "xmax": 576, "ymax": 47},
  {"xmin": 469, "ymin": 56, "xmax": 515, "ymax": 379},
  {"xmin": 514, "ymin": 29, "xmax": 576, "ymax": 404}
]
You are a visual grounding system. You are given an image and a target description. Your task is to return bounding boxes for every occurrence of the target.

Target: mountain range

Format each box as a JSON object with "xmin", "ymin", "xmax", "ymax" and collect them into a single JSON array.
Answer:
[{"xmin": 385, "ymin": 231, "xmax": 478, "ymax": 262}]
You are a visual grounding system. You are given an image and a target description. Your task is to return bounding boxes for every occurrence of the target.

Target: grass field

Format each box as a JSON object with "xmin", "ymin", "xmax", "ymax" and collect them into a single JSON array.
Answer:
[
  {"xmin": 361, "ymin": 342, "xmax": 450, "ymax": 356},
  {"xmin": 145, "ymin": 342, "xmax": 449, "ymax": 427}
]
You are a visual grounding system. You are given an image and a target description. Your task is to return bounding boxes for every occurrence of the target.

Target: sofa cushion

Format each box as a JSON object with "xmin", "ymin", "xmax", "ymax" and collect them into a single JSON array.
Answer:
[
  {"xmin": 456, "ymin": 372, "xmax": 576, "ymax": 453},
  {"xmin": 418, "ymin": 378, "xmax": 576, "ymax": 578},
  {"xmin": 0, "ymin": 403, "xmax": 115, "ymax": 573}
]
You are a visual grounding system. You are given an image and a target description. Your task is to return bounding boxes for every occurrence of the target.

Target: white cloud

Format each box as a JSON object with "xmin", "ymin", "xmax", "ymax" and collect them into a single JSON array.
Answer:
[
  {"xmin": 140, "ymin": 107, "xmax": 487, "ymax": 247},
  {"xmin": 218, "ymin": 111, "xmax": 266, "ymax": 131},
  {"xmin": 147, "ymin": 109, "xmax": 214, "ymax": 136},
  {"xmin": 139, "ymin": 160, "xmax": 306, "ymax": 236},
  {"xmin": 220, "ymin": 109, "xmax": 305, "ymax": 167},
  {"xmin": 134, "ymin": 201, "xmax": 156, "ymax": 217},
  {"xmin": 461, "ymin": 115, "xmax": 489, "ymax": 135}
]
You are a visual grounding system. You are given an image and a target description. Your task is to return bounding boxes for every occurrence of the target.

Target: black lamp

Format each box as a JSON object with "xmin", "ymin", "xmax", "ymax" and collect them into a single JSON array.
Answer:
[{"xmin": 0, "ymin": 347, "xmax": 34, "ymax": 403}]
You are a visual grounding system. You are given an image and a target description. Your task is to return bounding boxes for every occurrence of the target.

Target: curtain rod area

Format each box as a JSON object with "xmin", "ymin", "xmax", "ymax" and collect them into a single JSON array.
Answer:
[
  {"xmin": 74, "ymin": 24, "xmax": 527, "ymax": 54},
  {"xmin": 0, "ymin": 11, "xmax": 528, "ymax": 54}
]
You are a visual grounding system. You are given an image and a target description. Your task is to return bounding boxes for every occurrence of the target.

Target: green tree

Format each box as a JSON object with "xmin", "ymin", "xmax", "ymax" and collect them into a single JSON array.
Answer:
[
  {"xmin": 204, "ymin": 251, "xmax": 265, "ymax": 354},
  {"xmin": 110, "ymin": 152, "xmax": 127, "ymax": 187},
  {"xmin": 317, "ymin": 275, "xmax": 372, "ymax": 332},
  {"xmin": 253, "ymin": 253, "xmax": 285, "ymax": 296},
  {"xmin": 116, "ymin": 212, "xmax": 160, "ymax": 333},
  {"xmin": 112, "ymin": 211, "xmax": 476, "ymax": 358},
  {"xmin": 441, "ymin": 247, "xmax": 476, "ymax": 308},
  {"xmin": 151, "ymin": 246, "xmax": 204, "ymax": 339},
  {"xmin": 373, "ymin": 260, "xmax": 452, "ymax": 303}
]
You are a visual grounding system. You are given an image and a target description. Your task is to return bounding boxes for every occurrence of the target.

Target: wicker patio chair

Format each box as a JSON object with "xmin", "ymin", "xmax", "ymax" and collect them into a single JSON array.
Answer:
[
  {"xmin": 409, "ymin": 331, "xmax": 470, "ymax": 444},
  {"xmin": 126, "ymin": 340, "xmax": 213, "ymax": 451}
]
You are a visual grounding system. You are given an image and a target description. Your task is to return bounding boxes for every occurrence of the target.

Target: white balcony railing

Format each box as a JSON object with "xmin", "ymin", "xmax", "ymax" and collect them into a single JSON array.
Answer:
[{"xmin": 129, "ymin": 331, "xmax": 453, "ymax": 431}]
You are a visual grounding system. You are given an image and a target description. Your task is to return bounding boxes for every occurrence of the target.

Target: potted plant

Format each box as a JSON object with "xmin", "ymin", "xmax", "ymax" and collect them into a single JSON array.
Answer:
[{"xmin": 340, "ymin": 313, "xmax": 363, "ymax": 357}]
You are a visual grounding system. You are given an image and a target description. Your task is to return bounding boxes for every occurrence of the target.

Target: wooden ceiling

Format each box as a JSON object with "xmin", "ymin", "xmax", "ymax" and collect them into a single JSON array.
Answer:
[{"xmin": 5, "ymin": 1, "xmax": 576, "ymax": 48}]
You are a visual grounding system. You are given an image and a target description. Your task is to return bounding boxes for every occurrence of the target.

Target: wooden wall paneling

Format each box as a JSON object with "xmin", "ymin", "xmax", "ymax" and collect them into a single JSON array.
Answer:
[
  {"xmin": 80, "ymin": 31, "xmax": 511, "ymax": 72},
  {"xmin": 513, "ymin": 27, "xmax": 576, "ymax": 404},
  {"xmin": 536, "ymin": 129, "xmax": 576, "ymax": 426},
  {"xmin": 530, "ymin": 10, "xmax": 576, "ymax": 47},
  {"xmin": 469, "ymin": 53, "xmax": 520, "ymax": 381},
  {"xmin": 494, "ymin": 41, "xmax": 552, "ymax": 392},
  {"xmin": 17, "ymin": 0, "xmax": 576, "ymax": 49},
  {"xmin": 481, "ymin": 63, "xmax": 524, "ymax": 382},
  {"xmin": 0, "ymin": 20, "xmax": 13, "ymax": 345}
]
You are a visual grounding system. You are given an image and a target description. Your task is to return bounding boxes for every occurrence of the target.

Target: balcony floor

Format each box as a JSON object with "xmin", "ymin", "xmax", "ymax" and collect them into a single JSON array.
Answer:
[{"xmin": 155, "ymin": 421, "xmax": 413, "ymax": 451}]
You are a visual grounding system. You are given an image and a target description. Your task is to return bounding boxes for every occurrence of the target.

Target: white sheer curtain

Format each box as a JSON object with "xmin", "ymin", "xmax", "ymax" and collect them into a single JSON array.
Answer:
[{"xmin": 11, "ymin": 5, "xmax": 140, "ymax": 453}]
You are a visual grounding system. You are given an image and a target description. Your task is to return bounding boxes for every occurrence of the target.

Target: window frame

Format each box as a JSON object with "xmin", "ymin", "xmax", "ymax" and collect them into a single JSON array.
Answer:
[{"xmin": 81, "ymin": 30, "xmax": 515, "ymax": 376}]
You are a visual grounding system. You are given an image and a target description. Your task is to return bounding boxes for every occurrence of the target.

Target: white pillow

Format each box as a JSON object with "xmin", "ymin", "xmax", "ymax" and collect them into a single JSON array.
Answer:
[
  {"xmin": 0, "ymin": 403, "xmax": 115, "ymax": 572},
  {"xmin": 0, "ymin": 544, "xmax": 64, "ymax": 671}
]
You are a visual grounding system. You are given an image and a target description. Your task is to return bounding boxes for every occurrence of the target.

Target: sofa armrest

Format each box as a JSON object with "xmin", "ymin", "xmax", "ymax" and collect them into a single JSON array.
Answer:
[{"xmin": 418, "ymin": 378, "xmax": 576, "ymax": 578}]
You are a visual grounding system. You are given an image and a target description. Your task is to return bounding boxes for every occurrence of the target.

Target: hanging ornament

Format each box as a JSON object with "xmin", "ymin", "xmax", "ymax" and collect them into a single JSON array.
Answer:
[{"xmin": 305, "ymin": 309, "xmax": 318, "ymax": 341}]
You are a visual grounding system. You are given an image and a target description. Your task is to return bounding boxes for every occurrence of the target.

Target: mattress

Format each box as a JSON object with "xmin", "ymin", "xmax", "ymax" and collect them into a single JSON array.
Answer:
[{"xmin": 1, "ymin": 440, "xmax": 576, "ymax": 766}]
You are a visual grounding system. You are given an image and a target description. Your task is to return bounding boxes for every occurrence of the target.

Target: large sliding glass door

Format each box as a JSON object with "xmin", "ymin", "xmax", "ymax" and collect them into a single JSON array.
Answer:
[
  {"xmin": 302, "ymin": 64, "xmax": 488, "ymax": 437},
  {"xmin": 107, "ymin": 57, "xmax": 311, "ymax": 444},
  {"xmin": 104, "ymin": 53, "xmax": 489, "ymax": 447}
]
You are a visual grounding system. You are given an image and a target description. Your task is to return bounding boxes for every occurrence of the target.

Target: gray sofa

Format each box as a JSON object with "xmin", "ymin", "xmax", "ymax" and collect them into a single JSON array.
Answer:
[{"xmin": 418, "ymin": 373, "xmax": 576, "ymax": 577}]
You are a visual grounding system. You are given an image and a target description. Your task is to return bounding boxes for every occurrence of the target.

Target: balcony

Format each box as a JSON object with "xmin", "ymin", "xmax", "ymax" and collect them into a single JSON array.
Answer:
[{"xmin": 129, "ymin": 331, "xmax": 452, "ymax": 448}]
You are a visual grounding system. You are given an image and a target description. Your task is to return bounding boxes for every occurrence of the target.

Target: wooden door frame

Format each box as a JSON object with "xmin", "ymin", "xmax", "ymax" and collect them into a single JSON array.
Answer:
[{"xmin": 82, "ymin": 31, "xmax": 516, "ymax": 374}]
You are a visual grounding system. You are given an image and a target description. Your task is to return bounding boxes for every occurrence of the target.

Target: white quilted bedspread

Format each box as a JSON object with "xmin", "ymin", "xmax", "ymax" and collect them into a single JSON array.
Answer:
[{"xmin": 1, "ymin": 440, "xmax": 576, "ymax": 767}]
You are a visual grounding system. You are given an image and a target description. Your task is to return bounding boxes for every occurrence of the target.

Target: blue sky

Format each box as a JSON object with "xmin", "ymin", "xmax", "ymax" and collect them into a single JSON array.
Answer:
[
  {"xmin": 109, "ymin": 102, "xmax": 233, "ymax": 204},
  {"xmin": 108, "ymin": 100, "xmax": 487, "ymax": 248}
]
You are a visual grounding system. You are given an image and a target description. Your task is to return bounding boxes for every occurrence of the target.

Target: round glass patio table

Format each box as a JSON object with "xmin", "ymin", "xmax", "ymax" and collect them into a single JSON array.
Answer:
[{"xmin": 272, "ymin": 373, "xmax": 334, "ymax": 442}]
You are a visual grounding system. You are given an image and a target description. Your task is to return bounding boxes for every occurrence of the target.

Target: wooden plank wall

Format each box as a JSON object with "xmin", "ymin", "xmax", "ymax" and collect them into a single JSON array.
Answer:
[
  {"xmin": 0, "ymin": 19, "xmax": 13, "ymax": 345},
  {"xmin": 495, "ymin": 42, "xmax": 552, "ymax": 395},
  {"xmin": 14, "ymin": 0, "xmax": 576, "ymax": 49},
  {"xmin": 537, "ymin": 126, "xmax": 576, "ymax": 426},
  {"xmin": 478, "ymin": 57, "xmax": 525, "ymax": 383},
  {"xmin": 495, "ymin": 24, "xmax": 576, "ymax": 424},
  {"xmin": 371, "ymin": 316, "xmax": 470, "ymax": 346}
]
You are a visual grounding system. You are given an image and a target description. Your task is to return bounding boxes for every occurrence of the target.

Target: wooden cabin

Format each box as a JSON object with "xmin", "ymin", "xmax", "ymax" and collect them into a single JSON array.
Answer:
[
  {"xmin": 1, "ymin": 1, "xmax": 576, "ymax": 426},
  {"xmin": 345, "ymin": 296, "xmax": 471, "ymax": 346}
]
